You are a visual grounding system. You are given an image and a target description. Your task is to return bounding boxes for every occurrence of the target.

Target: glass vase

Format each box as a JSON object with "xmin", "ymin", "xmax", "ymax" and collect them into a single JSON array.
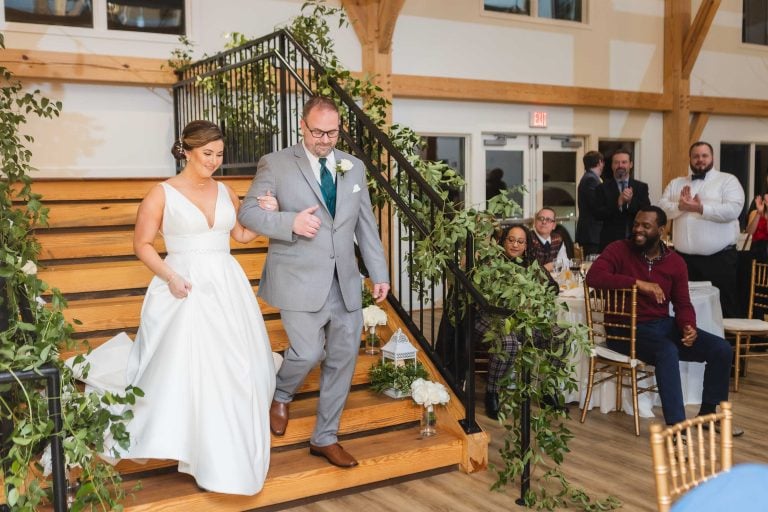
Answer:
[
  {"xmin": 420, "ymin": 404, "xmax": 437, "ymax": 437},
  {"xmin": 365, "ymin": 326, "xmax": 380, "ymax": 355}
]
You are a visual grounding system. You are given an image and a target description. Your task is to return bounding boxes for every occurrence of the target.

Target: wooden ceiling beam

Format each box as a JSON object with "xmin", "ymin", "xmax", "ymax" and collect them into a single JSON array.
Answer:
[
  {"xmin": 689, "ymin": 112, "xmax": 710, "ymax": 145},
  {"xmin": 391, "ymin": 73, "xmax": 671, "ymax": 111},
  {"xmin": 1, "ymin": 49, "xmax": 175, "ymax": 86},
  {"xmin": 377, "ymin": 0, "xmax": 406, "ymax": 53},
  {"xmin": 341, "ymin": 0, "xmax": 372, "ymax": 46},
  {"xmin": 690, "ymin": 95, "xmax": 768, "ymax": 116},
  {"xmin": 682, "ymin": 0, "xmax": 721, "ymax": 79}
]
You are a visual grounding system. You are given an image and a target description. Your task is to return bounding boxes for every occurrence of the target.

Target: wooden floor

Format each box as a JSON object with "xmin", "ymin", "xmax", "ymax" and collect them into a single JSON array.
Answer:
[{"xmin": 275, "ymin": 358, "xmax": 768, "ymax": 512}]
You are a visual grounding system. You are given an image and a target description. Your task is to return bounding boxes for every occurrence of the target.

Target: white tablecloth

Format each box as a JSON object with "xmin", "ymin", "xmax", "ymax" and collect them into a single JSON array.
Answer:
[{"xmin": 559, "ymin": 282, "xmax": 723, "ymax": 418}]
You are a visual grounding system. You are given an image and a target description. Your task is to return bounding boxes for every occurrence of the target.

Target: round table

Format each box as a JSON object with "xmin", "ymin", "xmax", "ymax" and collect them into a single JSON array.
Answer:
[{"xmin": 558, "ymin": 282, "xmax": 723, "ymax": 418}]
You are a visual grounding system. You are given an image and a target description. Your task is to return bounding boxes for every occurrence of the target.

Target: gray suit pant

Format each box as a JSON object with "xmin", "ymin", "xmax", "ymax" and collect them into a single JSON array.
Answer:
[{"xmin": 274, "ymin": 276, "xmax": 363, "ymax": 446}]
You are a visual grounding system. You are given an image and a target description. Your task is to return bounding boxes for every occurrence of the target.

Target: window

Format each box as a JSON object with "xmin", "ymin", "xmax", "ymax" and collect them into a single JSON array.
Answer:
[
  {"xmin": 720, "ymin": 142, "xmax": 768, "ymax": 228},
  {"xmin": 484, "ymin": 0, "xmax": 583, "ymax": 23},
  {"xmin": 5, "ymin": 0, "xmax": 93, "ymax": 28},
  {"xmin": 107, "ymin": 0, "xmax": 184, "ymax": 35},
  {"xmin": 420, "ymin": 136, "xmax": 467, "ymax": 207},
  {"xmin": 743, "ymin": 0, "xmax": 768, "ymax": 46},
  {"xmin": 4, "ymin": 0, "xmax": 185, "ymax": 36}
]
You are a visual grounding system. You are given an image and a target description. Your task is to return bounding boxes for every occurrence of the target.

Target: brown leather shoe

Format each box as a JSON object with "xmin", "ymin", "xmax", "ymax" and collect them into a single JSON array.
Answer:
[
  {"xmin": 309, "ymin": 443, "xmax": 359, "ymax": 468},
  {"xmin": 270, "ymin": 400, "xmax": 289, "ymax": 436}
]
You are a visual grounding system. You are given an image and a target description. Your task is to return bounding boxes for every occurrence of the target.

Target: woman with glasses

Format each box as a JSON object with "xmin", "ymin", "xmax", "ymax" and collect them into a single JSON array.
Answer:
[{"xmin": 477, "ymin": 224, "xmax": 566, "ymax": 420}]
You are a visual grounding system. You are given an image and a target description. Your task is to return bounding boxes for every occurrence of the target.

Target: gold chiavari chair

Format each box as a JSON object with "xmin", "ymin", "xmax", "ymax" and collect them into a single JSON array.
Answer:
[
  {"xmin": 722, "ymin": 260, "xmax": 768, "ymax": 391},
  {"xmin": 580, "ymin": 283, "xmax": 656, "ymax": 436},
  {"xmin": 649, "ymin": 401, "xmax": 733, "ymax": 512}
]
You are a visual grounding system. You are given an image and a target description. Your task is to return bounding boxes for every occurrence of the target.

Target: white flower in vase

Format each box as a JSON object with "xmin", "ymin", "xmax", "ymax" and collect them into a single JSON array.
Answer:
[
  {"xmin": 411, "ymin": 378, "xmax": 450, "ymax": 437},
  {"xmin": 410, "ymin": 378, "xmax": 450, "ymax": 407},
  {"xmin": 362, "ymin": 304, "xmax": 387, "ymax": 355}
]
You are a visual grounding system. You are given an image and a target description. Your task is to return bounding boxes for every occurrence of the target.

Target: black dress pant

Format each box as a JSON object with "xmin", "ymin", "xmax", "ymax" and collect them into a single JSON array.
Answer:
[{"xmin": 679, "ymin": 246, "xmax": 742, "ymax": 318}]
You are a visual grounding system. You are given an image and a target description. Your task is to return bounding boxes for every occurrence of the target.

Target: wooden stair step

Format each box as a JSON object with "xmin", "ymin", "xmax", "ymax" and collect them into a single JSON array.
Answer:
[
  {"xmin": 64, "ymin": 296, "xmax": 288, "ymax": 352},
  {"xmin": 39, "ymin": 253, "xmax": 266, "ymax": 294},
  {"xmin": 36, "ymin": 230, "xmax": 267, "ymax": 260},
  {"xmin": 120, "ymin": 428, "xmax": 462, "ymax": 511},
  {"xmin": 270, "ymin": 388, "xmax": 420, "ymax": 447},
  {"xmin": 23, "ymin": 177, "xmax": 255, "ymax": 201},
  {"xmin": 33, "ymin": 201, "xmax": 141, "ymax": 228}
]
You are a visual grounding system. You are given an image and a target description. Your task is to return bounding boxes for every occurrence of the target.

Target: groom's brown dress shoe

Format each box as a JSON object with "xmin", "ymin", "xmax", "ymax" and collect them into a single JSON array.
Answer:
[
  {"xmin": 309, "ymin": 443, "xmax": 359, "ymax": 468},
  {"xmin": 270, "ymin": 400, "xmax": 289, "ymax": 436}
]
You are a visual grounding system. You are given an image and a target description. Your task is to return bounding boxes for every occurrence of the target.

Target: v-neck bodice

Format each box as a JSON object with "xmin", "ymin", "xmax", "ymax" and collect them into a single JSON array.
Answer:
[{"xmin": 161, "ymin": 182, "xmax": 234, "ymax": 254}]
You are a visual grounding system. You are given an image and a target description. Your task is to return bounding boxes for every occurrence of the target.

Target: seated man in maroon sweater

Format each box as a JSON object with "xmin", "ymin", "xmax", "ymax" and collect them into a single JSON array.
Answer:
[{"xmin": 586, "ymin": 205, "xmax": 742, "ymax": 435}]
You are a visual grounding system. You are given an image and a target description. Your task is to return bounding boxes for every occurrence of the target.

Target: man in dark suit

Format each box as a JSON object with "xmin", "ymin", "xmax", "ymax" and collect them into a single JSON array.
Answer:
[
  {"xmin": 594, "ymin": 148, "xmax": 650, "ymax": 250},
  {"xmin": 575, "ymin": 150, "xmax": 604, "ymax": 256}
]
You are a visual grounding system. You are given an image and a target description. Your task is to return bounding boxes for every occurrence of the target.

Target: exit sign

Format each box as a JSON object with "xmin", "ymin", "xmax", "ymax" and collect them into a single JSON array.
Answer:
[{"xmin": 530, "ymin": 111, "xmax": 548, "ymax": 128}]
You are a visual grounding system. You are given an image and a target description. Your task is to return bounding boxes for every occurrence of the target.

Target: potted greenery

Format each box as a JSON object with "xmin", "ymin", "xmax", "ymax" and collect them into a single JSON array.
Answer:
[
  {"xmin": 369, "ymin": 359, "xmax": 429, "ymax": 399},
  {"xmin": 368, "ymin": 329, "xmax": 429, "ymax": 398}
]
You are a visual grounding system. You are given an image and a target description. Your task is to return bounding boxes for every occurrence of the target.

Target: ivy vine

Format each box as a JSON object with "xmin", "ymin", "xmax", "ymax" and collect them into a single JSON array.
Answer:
[{"xmin": 0, "ymin": 32, "xmax": 138, "ymax": 511}]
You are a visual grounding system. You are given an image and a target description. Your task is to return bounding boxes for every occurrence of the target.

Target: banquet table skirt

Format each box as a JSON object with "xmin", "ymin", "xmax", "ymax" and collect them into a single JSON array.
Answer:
[{"xmin": 559, "ymin": 282, "xmax": 724, "ymax": 418}]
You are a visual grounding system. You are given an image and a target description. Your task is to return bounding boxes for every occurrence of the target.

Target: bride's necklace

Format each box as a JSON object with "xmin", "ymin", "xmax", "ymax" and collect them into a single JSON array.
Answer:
[{"xmin": 181, "ymin": 172, "xmax": 211, "ymax": 188}]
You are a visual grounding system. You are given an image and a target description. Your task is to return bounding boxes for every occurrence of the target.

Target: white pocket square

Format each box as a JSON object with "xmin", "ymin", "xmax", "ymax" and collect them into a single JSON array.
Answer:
[{"xmin": 352, "ymin": 184, "xmax": 361, "ymax": 193}]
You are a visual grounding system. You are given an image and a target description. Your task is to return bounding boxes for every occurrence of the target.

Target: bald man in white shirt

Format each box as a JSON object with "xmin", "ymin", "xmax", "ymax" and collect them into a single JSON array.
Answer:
[{"xmin": 658, "ymin": 141, "xmax": 745, "ymax": 318}]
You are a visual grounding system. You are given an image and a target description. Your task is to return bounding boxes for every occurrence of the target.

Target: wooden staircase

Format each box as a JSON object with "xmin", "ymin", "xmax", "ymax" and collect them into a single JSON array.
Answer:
[{"xmin": 27, "ymin": 178, "xmax": 488, "ymax": 510}]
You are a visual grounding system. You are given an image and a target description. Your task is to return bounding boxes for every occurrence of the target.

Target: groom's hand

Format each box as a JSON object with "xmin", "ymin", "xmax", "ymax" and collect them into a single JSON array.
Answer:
[
  {"xmin": 293, "ymin": 205, "xmax": 321, "ymax": 238},
  {"xmin": 373, "ymin": 283, "xmax": 390, "ymax": 303}
]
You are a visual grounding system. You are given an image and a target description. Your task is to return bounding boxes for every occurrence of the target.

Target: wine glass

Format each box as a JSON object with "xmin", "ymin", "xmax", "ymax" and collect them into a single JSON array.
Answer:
[{"xmin": 552, "ymin": 259, "xmax": 564, "ymax": 283}]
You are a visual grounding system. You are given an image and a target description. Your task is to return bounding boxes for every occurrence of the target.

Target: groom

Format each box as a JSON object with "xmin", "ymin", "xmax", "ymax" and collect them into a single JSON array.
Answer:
[{"xmin": 239, "ymin": 96, "xmax": 389, "ymax": 468}]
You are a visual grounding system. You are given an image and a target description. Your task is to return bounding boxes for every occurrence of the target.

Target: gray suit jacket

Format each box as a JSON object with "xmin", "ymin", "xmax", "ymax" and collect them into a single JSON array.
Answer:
[{"xmin": 238, "ymin": 143, "xmax": 388, "ymax": 313}]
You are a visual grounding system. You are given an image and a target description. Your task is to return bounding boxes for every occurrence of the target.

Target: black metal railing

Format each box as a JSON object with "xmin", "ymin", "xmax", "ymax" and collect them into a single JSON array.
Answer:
[
  {"xmin": 0, "ymin": 365, "xmax": 67, "ymax": 511},
  {"xmin": 172, "ymin": 29, "xmax": 512, "ymax": 435}
]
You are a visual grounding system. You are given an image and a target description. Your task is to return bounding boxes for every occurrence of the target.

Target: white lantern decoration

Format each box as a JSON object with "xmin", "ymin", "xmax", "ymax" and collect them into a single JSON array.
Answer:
[{"xmin": 380, "ymin": 328, "xmax": 419, "ymax": 398}]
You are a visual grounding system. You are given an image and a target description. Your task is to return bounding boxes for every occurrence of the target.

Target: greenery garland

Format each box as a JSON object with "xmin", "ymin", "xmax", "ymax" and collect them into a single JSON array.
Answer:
[{"xmin": 0, "ymin": 33, "xmax": 138, "ymax": 511}]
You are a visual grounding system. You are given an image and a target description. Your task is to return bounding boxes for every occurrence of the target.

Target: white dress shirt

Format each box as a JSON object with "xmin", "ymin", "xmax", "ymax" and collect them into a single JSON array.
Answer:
[
  {"xmin": 302, "ymin": 143, "xmax": 337, "ymax": 185},
  {"xmin": 658, "ymin": 168, "xmax": 744, "ymax": 255}
]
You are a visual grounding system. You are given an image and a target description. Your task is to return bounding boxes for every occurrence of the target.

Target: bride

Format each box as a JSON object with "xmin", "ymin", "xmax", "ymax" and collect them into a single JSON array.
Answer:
[{"xmin": 77, "ymin": 120, "xmax": 278, "ymax": 495}]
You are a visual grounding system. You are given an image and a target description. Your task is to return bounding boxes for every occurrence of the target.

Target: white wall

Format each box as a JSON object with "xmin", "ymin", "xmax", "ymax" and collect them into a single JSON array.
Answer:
[{"xmin": 0, "ymin": 0, "xmax": 766, "ymax": 192}]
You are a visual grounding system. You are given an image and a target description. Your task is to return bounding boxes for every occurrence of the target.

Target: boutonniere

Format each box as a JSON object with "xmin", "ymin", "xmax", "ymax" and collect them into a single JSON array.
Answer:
[{"xmin": 336, "ymin": 158, "xmax": 353, "ymax": 178}]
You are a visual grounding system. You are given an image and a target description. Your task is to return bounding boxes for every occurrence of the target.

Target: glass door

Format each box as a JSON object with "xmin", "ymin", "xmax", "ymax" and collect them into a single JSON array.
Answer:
[
  {"xmin": 483, "ymin": 133, "xmax": 532, "ymax": 217},
  {"xmin": 483, "ymin": 134, "xmax": 583, "ymax": 240},
  {"xmin": 538, "ymin": 136, "xmax": 582, "ymax": 240}
]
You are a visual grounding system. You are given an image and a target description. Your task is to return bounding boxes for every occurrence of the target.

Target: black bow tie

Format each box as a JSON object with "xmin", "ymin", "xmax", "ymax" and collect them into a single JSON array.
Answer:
[{"xmin": 691, "ymin": 173, "xmax": 706, "ymax": 181}]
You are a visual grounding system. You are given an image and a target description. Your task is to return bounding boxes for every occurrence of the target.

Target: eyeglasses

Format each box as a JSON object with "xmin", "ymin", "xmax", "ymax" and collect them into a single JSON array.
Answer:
[
  {"xmin": 505, "ymin": 237, "xmax": 527, "ymax": 245},
  {"xmin": 304, "ymin": 122, "xmax": 340, "ymax": 139},
  {"xmin": 536, "ymin": 216, "xmax": 555, "ymax": 223}
]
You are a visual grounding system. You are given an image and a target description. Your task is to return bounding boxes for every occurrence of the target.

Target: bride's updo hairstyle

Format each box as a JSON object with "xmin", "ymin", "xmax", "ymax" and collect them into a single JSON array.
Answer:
[{"xmin": 171, "ymin": 120, "xmax": 224, "ymax": 161}]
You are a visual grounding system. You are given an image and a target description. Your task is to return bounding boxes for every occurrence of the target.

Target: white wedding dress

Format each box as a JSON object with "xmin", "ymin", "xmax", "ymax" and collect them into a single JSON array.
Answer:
[{"xmin": 74, "ymin": 182, "xmax": 276, "ymax": 495}]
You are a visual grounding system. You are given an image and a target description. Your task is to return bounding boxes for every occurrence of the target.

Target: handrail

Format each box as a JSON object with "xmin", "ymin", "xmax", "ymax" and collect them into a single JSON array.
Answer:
[
  {"xmin": 0, "ymin": 365, "xmax": 67, "ymax": 511},
  {"xmin": 172, "ymin": 28, "xmax": 514, "ymax": 434}
]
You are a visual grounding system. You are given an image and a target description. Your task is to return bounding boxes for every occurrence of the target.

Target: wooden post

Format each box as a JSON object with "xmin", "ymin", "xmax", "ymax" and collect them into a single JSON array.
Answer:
[
  {"xmin": 662, "ymin": 0, "xmax": 720, "ymax": 188},
  {"xmin": 342, "ymin": 0, "xmax": 405, "ymax": 290},
  {"xmin": 662, "ymin": 0, "xmax": 691, "ymax": 188}
]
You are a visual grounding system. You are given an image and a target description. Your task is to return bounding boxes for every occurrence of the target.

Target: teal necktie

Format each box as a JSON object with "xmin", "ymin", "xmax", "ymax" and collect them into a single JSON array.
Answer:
[{"xmin": 318, "ymin": 157, "xmax": 336, "ymax": 218}]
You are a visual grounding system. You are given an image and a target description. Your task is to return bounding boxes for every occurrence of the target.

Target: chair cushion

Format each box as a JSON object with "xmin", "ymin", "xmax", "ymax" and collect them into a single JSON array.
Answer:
[
  {"xmin": 594, "ymin": 343, "xmax": 631, "ymax": 363},
  {"xmin": 723, "ymin": 318, "xmax": 768, "ymax": 332}
]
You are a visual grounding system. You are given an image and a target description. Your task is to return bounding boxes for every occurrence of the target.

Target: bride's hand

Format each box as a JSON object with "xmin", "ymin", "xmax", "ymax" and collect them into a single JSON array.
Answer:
[
  {"xmin": 167, "ymin": 274, "xmax": 192, "ymax": 298},
  {"xmin": 257, "ymin": 190, "xmax": 278, "ymax": 211}
]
